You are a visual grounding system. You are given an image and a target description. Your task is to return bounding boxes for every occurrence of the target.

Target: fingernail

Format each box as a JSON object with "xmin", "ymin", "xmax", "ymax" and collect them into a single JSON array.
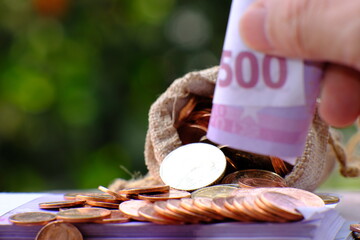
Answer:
[{"xmin": 239, "ymin": 3, "xmax": 273, "ymax": 51}]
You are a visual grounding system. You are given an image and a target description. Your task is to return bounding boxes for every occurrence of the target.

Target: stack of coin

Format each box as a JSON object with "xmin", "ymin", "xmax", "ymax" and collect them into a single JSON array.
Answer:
[{"xmin": 173, "ymin": 95, "xmax": 293, "ymax": 177}]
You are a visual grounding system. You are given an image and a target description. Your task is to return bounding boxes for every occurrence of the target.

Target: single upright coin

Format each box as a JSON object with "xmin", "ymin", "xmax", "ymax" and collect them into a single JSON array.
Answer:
[
  {"xmin": 119, "ymin": 185, "xmax": 170, "ymax": 195},
  {"xmin": 9, "ymin": 212, "xmax": 56, "ymax": 226},
  {"xmin": 39, "ymin": 200, "xmax": 85, "ymax": 209},
  {"xmin": 35, "ymin": 221, "xmax": 83, "ymax": 240},
  {"xmin": 233, "ymin": 169, "xmax": 287, "ymax": 188},
  {"xmin": 191, "ymin": 185, "xmax": 238, "ymax": 199},
  {"xmin": 119, "ymin": 200, "xmax": 150, "ymax": 221},
  {"xmin": 160, "ymin": 143, "xmax": 227, "ymax": 191},
  {"xmin": 138, "ymin": 189, "xmax": 191, "ymax": 201},
  {"xmin": 56, "ymin": 208, "xmax": 111, "ymax": 223}
]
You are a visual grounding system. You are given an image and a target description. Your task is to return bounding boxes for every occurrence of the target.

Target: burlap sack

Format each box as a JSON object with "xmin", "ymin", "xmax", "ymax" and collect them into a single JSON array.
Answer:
[{"xmin": 110, "ymin": 66, "xmax": 359, "ymax": 192}]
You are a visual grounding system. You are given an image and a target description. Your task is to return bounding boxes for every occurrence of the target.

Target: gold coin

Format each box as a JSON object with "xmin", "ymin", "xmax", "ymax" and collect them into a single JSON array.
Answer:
[
  {"xmin": 86, "ymin": 200, "xmax": 119, "ymax": 209},
  {"xmin": 39, "ymin": 200, "xmax": 85, "ymax": 209},
  {"xmin": 350, "ymin": 224, "xmax": 360, "ymax": 233},
  {"xmin": 9, "ymin": 212, "xmax": 56, "ymax": 226},
  {"xmin": 138, "ymin": 204, "xmax": 182, "ymax": 225},
  {"xmin": 118, "ymin": 200, "xmax": 150, "ymax": 221},
  {"xmin": 76, "ymin": 193, "xmax": 121, "ymax": 203},
  {"xmin": 166, "ymin": 199, "xmax": 211, "ymax": 222},
  {"xmin": 315, "ymin": 193, "xmax": 340, "ymax": 204},
  {"xmin": 191, "ymin": 185, "xmax": 238, "ymax": 199},
  {"xmin": 56, "ymin": 207, "xmax": 111, "ymax": 223},
  {"xmin": 257, "ymin": 191, "xmax": 304, "ymax": 221},
  {"xmin": 153, "ymin": 201, "xmax": 191, "ymax": 223},
  {"xmin": 35, "ymin": 221, "xmax": 83, "ymax": 240},
  {"xmin": 98, "ymin": 186, "xmax": 129, "ymax": 201},
  {"xmin": 138, "ymin": 189, "xmax": 191, "ymax": 201},
  {"xmin": 94, "ymin": 210, "xmax": 130, "ymax": 224},
  {"xmin": 160, "ymin": 143, "xmax": 227, "ymax": 191},
  {"xmin": 233, "ymin": 169, "xmax": 287, "ymax": 188},
  {"xmin": 118, "ymin": 185, "xmax": 170, "ymax": 195},
  {"xmin": 179, "ymin": 198, "xmax": 223, "ymax": 221}
]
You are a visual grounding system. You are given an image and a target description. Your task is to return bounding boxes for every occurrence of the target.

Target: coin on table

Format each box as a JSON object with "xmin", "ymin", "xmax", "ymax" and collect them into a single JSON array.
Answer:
[
  {"xmin": 86, "ymin": 200, "xmax": 120, "ymax": 209},
  {"xmin": 39, "ymin": 200, "xmax": 86, "ymax": 209},
  {"xmin": 160, "ymin": 143, "xmax": 227, "ymax": 191},
  {"xmin": 257, "ymin": 191, "xmax": 304, "ymax": 221},
  {"xmin": 153, "ymin": 201, "xmax": 191, "ymax": 223},
  {"xmin": 231, "ymin": 169, "xmax": 287, "ymax": 188},
  {"xmin": 191, "ymin": 184, "xmax": 238, "ymax": 199},
  {"xmin": 180, "ymin": 198, "xmax": 223, "ymax": 221},
  {"xmin": 350, "ymin": 224, "xmax": 360, "ymax": 233},
  {"xmin": 271, "ymin": 188, "xmax": 325, "ymax": 207},
  {"xmin": 64, "ymin": 192, "xmax": 92, "ymax": 200},
  {"xmin": 56, "ymin": 208, "xmax": 111, "ymax": 223},
  {"xmin": 193, "ymin": 198, "xmax": 224, "ymax": 219},
  {"xmin": 138, "ymin": 204, "xmax": 182, "ymax": 225},
  {"xmin": 98, "ymin": 186, "xmax": 129, "ymax": 201},
  {"xmin": 76, "ymin": 193, "xmax": 121, "ymax": 203},
  {"xmin": 138, "ymin": 189, "xmax": 191, "ymax": 201},
  {"xmin": 9, "ymin": 212, "xmax": 56, "ymax": 226},
  {"xmin": 211, "ymin": 197, "xmax": 246, "ymax": 221},
  {"xmin": 119, "ymin": 200, "xmax": 151, "ymax": 221},
  {"xmin": 35, "ymin": 221, "xmax": 83, "ymax": 240},
  {"xmin": 94, "ymin": 210, "xmax": 130, "ymax": 224},
  {"xmin": 223, "ymin": 196, "xmax": 253, "ymax": 222},
  {"xmin": 315, "ymin": 193, "xmax": 340, "ymax": 205},
  {"xmin": 118, "ymin": 185, "xmax": 170, "ymax": 195},
  {"xmin": 166, "ymin": 199, "xmax": 211, "ymax": 222}
]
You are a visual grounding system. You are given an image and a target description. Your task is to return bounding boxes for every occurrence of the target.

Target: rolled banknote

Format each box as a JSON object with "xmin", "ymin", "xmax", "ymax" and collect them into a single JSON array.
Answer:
[{"xmin": 207, "ymin": 0, "xmax": 322, "ymax": 164}]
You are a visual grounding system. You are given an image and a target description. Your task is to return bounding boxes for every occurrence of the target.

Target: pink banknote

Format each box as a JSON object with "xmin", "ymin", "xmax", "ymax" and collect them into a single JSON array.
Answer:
[{"xmin": 207, "ymin": 0, "xmax": 322, "ymax": 163}]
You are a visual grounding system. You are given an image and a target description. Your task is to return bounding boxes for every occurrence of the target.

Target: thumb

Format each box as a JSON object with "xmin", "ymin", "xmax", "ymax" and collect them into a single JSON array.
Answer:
[{"xmin": 239, "ymin": 0, "xmax": 360, "ymax": 70}]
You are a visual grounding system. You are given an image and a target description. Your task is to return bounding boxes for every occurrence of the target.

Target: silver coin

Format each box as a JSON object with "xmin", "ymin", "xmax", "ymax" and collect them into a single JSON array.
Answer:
[{"xmin": 160, "ymin": 143, "xmax": 227, "ymax": 191}]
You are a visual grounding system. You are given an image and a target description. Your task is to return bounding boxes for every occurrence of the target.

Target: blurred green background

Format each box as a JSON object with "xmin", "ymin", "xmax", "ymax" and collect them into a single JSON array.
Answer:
[{"xmin": 0, "ymin": 0, "xmax": 358, "ymax": 192}]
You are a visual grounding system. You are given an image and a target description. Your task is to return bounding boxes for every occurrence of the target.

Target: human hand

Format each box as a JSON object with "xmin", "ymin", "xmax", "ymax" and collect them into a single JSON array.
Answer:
[{"xmin": 239, "ymin": 0, "xmax": 360, "ymax": 127}]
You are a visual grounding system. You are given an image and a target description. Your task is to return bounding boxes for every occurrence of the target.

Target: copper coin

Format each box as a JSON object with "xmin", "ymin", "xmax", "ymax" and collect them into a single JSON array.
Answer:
[
  {"xmin": 160, "ymin": 143, "xmax": 227, "ymax": 191},
  {"xmin": 350, "ymin": 224, "xmax": 360, "ymax": 233},
  {"xmin": 138, "ymin": 189, "xmax": 191, "ymax": 201},
  {"xmin": 98, "ymin": 186, "xmax": 129, "ymax": 201},
  {"xmin": 233, "ymin": 169, "xmax": 287, "ymax": 188},
  {"xmin": 56, "ymin": 208, "xmax": 111, "ymax": 223},
  {"xmin": 64, "ymin": 192, "xmax": 92, "ymax": 200},
  {"xmin": 39, "ymin": 200, "xmax": 85, "ymax": 209},
  {"xmin": 9, "ymin": 212, "xmax": 56, "ymax": 226},
  {"xmin": 270, "ymin": 156, "xmax": 292, "ymax": 176},
  {"xmin": 177, "ymin": 124, "xmax": 208, "ymax": 145},
  {"xmin": 138, "ymin": 204, "xmax": 182, "ymax": 225},
  {"xmin": 179, "ymin": 198, "xmax": 223, "ymax": 221},
  {"xmin": 86, "ymin": 200, "xmax": 119, "ymax": 209},
  {"xmin": 258, "ymin": 191, "xmax": 304, "ymax": 221},
  {"xmin": 118, "ymin": 185, "xmax": 170, "ymax": 195},
  {"xmin": 76, "ymin": 193, "xmax": 121, "ymax": 203},
  {"xmin": 118, "ymin": 200, "xmax": 150, "ymax": 221},
  {"xmin": 153, "ymin": 201, "xmax": 190, "ymax": 223},
  {"xmin": 166, "ymin": 199, "xmax": 211, "ymax": 222},
  {"xmin": 174, "ymin": 96, "xmax": 197, "ymax": 128},
  {"xmin": 271, "ymin": 188, "xmax": 325, "ymax": 207},
  {"xmin": 193, "ymin": 198, "xmax": 222, "ymax": 217},
  {"xmin": 35, "ymin": 221, "xmax": 83, "ymax": 240},
  {"xmin": 211, "ymin": 197, "xmax": 246, "ymax": 221},
  {"xmin": 223, "ymin": 197, "xmax": 253, "ymax": 222},
  {"xmin": 241, "ymin": 195, "xmax": 285, "ymax": 222},
  {"xmin": 315, "ymin": 193, "xmax": 340, "ymax": 204},
  {"xmin": 239, "ymin": 177, "xmax": 288, "ymax": 188},
  {"xmin": 94, "ymin": 210, "xmax": 130, "ymax": 224},
  {"xmin": 191, "ymin": 185, "xmax": 238, "ymax": 199}
]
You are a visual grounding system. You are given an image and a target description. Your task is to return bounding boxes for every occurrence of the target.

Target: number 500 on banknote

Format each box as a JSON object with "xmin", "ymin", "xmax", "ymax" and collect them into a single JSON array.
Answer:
[{"xmin": 207, "ymin": 0, "xmax": 322, "ymax": 163}]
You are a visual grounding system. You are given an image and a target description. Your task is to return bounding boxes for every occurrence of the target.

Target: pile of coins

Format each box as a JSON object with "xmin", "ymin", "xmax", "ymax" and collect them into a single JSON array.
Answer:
[{"xmin": 174, "ymin": 95, "xmax": 293, "ymax": 178}]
